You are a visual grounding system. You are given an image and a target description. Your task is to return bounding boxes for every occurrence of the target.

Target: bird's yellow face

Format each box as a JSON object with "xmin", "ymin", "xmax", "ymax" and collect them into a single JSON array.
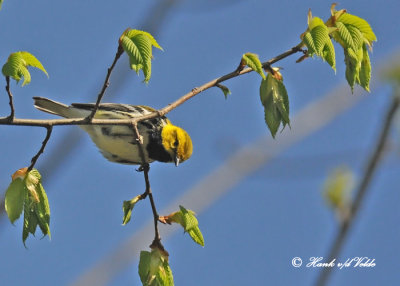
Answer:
[{"xmin": 161, "ymin": 124, "xmax": 193, "ymax": 166}]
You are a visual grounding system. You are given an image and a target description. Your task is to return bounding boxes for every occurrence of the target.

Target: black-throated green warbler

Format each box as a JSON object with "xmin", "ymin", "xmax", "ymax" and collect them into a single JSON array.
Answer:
[{"xmin": 33, "ymin": 97, "xmax": 193, "ymax": 166}]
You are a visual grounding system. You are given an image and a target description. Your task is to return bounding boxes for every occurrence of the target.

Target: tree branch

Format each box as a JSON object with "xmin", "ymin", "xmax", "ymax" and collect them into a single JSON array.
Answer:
[
  {"xmin": 0, "ymin": 43, "xmax": 303, "ymax": 129},
  {"xmin": 0, "ymin": 42, "xmax": 303, "ymax": 243},
  {"xmin": 132, "ymin": 123, "xmax": 163, "ymax": 250},
  {"xmin": 27, "ymin": 126, "xmax": 53, "ymax": 172},
  {"xmin": 86, "ymin": 44, "xmax": 124, "ymax": 121},
  {"xmin": 5, "ymin": 76, "xmax": 15, "ymax": 121},
  {"xmin": 315, "ymin": 93, "xmax": 400, "ymax": 286}
]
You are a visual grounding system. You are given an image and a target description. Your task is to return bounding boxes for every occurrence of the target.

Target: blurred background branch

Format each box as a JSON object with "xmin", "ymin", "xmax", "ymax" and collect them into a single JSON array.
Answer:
[{"xmin": 315, "ymin": 77, "xmax": 400, "ymax": 286}]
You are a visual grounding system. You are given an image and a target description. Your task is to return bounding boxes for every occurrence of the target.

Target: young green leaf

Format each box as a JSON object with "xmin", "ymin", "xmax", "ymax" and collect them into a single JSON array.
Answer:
[
  {"xmin": 120, "ymin": 29, "xmax": 163, "ymax": 83},
  {"xmin": 241, "ymin": 53, "xmax": 266, "ymax": 80},
  {"xmin": 23, "ymin": 168, "xmax": 51, "ymax": 245},
  {"xmin": 327, "ymin": 7, "xmax": 377, "ymax": 92},
  {"xmin": 2, "ymin": 51, "xmax": 48, "ymax": 86},
  {"xmin": 301, "ymin": 14, "xmax": 336, "ymax": 71},
  {"xmin": 259, "ymin": 73, "xmax": 290, "ymax": 138},
  {"xmin": 139, "ymin": 248, "xmax": 174, "ymax": 286},
  {"xmin": 164, "ymin": 206, "xmax": 204, "ymax": 246},
  {"xmin": 358, "ymin": 44, "xmax": 371, "ymax": 92},
  {"xmin": 139, "ymin": 251, "xmax": 152, "ymax": 284},
  {"xmin": 35, "ymin": 183, "xmax": 51, "ymax": 237},
  {"xmin": 344, "ymin": 46, "xmax": 363, "ymax": 92},
  {"xmin": 5, "ymin": 177, "xmax": 26, "ymax": 224},
  {"xmin": 323, "ymin": 166, "xmax": 354, "ymax": 222},
  {"xmin": 216, "ymin": 83, "xmax": 231, "ymax": 99},
  {"xmin": 5, "ymin": 168, "xmax": 51, "ymax": 245},
  {"xmin": 122, "ymin": 195, "xmax": 141, "ymax": 225},
  {"xmin": 124, "ymin": 29, "xmax": 163, "ymax": 50},
  {"xmin": 0, "ymin": 0, "xmax": 3, "ymax": 10},
  {"xmin": 336, "ymin": 12, "xmax": 377, "ymax": 47}
]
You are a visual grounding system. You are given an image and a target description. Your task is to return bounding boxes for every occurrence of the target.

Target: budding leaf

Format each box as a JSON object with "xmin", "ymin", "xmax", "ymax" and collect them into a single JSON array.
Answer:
[
  {"xmin": 2, "ymin": 51, "xmax": 48, "ymax": 86},
  {"xmin": 301, "ymin": 13, "xmax": 336, "ymax": 71},
  {"xmin": 241, "ymin": 53, "xmax": 266, "ymax": 80},
  {"xmin": 217, "ymin": 84, "xmax": 231, "ymax": 99},
  {"xmin": 120, "ymin": 29, "xmax": 163, "ymax": 83},
  {"xmin": 335, "ymin": 12, "xmax": 377, "ymax": 47},
  {"xmin": 358, "ymin": 44, "xmax": 371, "ymax": 92},
  {"xmin": 122, "ymin": 195, "xmax": 141, "ymax": 225},
  {"xmin": 327, "ymin": 7, "xmax": 377, "ymax": 92},
  {"xmin": 139, "ymin": 248, "xmax": 174, "ymax": 286},
  {"xmin": 4, "ymin": 168, "xmax": 51, "ymax": 246},
  {"xmin": 324, "ymin": 166, "xmax": 354, "ymax": 222},
  {"xmin": 5, "ymin": 177, "xmax": 26, "ymax": 224},
  {"xmin": 259, "ymin": 73, "xmax": 290, "ymax": 138},
  {"xmin": 343, "ymin": 44, "xmax": 372, "ymax": 92},
  {"xmin": 166, "ymin": 205, "xmax": 204, "ymax": 246}
]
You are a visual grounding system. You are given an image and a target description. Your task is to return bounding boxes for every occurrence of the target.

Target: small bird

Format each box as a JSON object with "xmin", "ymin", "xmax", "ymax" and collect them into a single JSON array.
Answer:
[{"xmin": 33, "ymin": 97, "xmax": 193, "ymax": 166}]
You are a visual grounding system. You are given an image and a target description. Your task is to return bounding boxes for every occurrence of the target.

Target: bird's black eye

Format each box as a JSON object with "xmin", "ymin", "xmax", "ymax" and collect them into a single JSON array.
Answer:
[{"xmin": 174, "ymin": 140, "xmax": 179, "ymax": 147}]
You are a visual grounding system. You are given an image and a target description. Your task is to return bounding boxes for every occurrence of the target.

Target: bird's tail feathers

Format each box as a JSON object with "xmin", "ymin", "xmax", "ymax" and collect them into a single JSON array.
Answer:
[{"xmin": 33, "ymin": 96, "xmax": 71, "ymax": 117}]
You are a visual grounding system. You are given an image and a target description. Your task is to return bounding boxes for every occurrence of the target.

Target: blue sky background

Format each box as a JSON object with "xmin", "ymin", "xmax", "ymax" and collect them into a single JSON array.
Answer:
[{"xmin": 0, "ymin": 0, "xmax": 400, "ymax": 285}]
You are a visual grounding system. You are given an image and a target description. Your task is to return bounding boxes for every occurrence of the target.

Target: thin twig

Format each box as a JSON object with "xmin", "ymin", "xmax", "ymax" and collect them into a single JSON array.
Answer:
[
  {"xmin": 87, "ymin": 44, "xmax": 124, "ymax": 121},
  {"xmin": 5, "ymin": 76, "xmax": 15, "ymax": 121},
  {"xmin": 132, "ymin": 123, "xmax": 163, "ymax": 249},
  {"xmin": 28, "ymin": 126, "xmax": 53, "ymax": 172},
  {"xmin": 0, "ymin": 43, "xmax": 303, "ymax": 129},
  {"xmin": 315, "ymin": 93, "xmax": 400, "ymax": 286}
]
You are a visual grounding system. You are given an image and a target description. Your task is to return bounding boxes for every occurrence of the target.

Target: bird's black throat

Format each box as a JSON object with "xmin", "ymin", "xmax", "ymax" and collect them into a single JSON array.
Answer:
[{"xmin": 146, "ymin": 130, "xmax": 173, "ymax": 163}]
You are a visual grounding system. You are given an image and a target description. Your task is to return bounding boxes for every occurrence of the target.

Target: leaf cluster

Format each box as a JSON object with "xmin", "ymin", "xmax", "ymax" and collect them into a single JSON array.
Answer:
[
  {"xmin": 5, "ymin": 168, "xmax": 50, "ymax": 246},
  {"xmin": 301, "ymin": 4, "xmax": 377, "ymax": 91},
  {"xmin": 119, "ymin": 29, "xmax": 163, "ymax": 83},
  {"xmin": 2, "ymin": 51, "xmax": 48, "ymax": 86},
  {"xmin": 139, "ymin": 248, "xmax": 174, "ymax": 286},
  {"xmin": 163, "ymin": 205, "xmax": 205, "ymax": 246}
]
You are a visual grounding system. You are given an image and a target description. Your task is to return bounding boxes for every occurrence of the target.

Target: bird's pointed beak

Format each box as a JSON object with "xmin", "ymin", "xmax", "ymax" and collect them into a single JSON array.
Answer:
[{"xmin": 174, "ymin": 156, "xmax": 180, "ymax": 167}]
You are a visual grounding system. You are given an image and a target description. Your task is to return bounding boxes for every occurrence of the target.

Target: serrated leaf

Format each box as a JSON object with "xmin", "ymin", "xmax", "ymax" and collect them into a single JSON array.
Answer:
[
  {"xmin": 179, "ymin": 205, "xmax": 198, "ymax": 230},
  {"xmin": 2, "ymin": 51, "xmax": 48, "ymax": 86},
  {"xmin": 19, "ymin": 52, "xmax": 48, "ymax": 77},
  {"xmin": 242, "ymin": 53, "xmax": 266, "ymax": 80},
  {"xmin": 166, "ymin": 206, "xmax": 204, "ymax": 246},
  {"xmin": 335, "ymin": 22, "xmax": 364, "ymax": 51},
  {"xmin": 122, "ymin": 195, "xmax": 141, "ymax": 225},
  {"xmin": 6, "ymin": 168, "xmax": 51, "ymax": 246},
  {"xmin": 5, "ymin": 177, "xmax": 26, "ymax": 224},
  {"xmin": 35, "ymin": 183, "xmax": 51, "ymax": 238},
  {"xmin": 156, "ymin": 259, "xmax": 174, "ymax": 286},
  {"xmin": 337, "ymin": 13, "xmax": 377, "ymax": 45},
  {"xmin": 188, "ymin": 227, "xmax": 204, "ymax": 247},
  {"xmin": 302, "ymin": 16, "xmax": 336, "ymax": 71},
  {"xmin": 358, "ymin": 44, "xmax": 371, "ymax": 92},
  {"xmin": 120, "ymin": 29, "xmax": 162, "ymax": 83},
  {"xmin": 259, "ymin": 73, "xmax": 290, "ymax": 138},
  {"xmin": 2, "ymin": 54, "xmax": 23, "ymax": 81},
  {"xmin": 217, "ymin": 84, "xmax": 231, "ymax": 99},
  {"xmin": 302, "ymin": 32, "xmax": 317, "ymax": 55},
  {"xmin": 139, "ymin": 248, "xmax": 174, "ymax": 286},
  {"xmin": 23, "ymin": 200, "xmax": 39, "ymax": 246},
  {"xmin": 344, "ymin": 47, "xmax": 363, "ymax": 92},
  {"xmin": 139, "ymin": 251, "xmax": 152, "ymax": 284},
  {"xmin": 322, "ymin": 38, "xmax": 336, "ymax": 71},
  {"xmin": 331, "ymin": 10, "xmax": 376, "ymax": 93},
  {"xmin": 125, "ymin": 29, "xmax": 163, "ymax": 51},
  {"xmin": 179, "ymin": 206, "xmax": 204, "ymax": 246}
]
